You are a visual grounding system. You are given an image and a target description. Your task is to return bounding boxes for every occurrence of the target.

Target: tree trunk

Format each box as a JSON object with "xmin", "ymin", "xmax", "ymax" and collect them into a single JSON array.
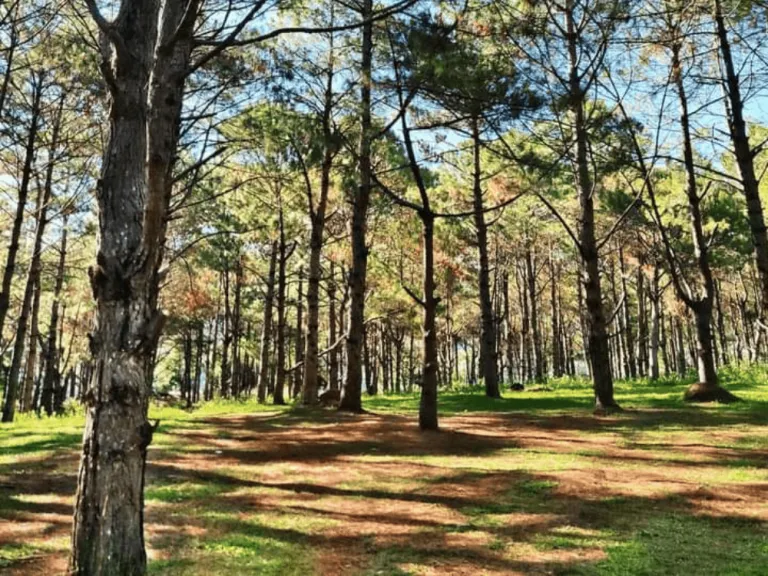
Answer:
[
  {"xmin": 565, "ymin": 1, "xmax": 616, "ymax": 409},
  {"xmin": 550, "ymin": 253, "xmax": 562, "ymax": 378},
  {"xmin": 471, "ymin": 118, "xmax": 499, "ymax": 397},
  {"xmin": 636, "ymin": 263, "xmax": 648, "ymax": 377},
  {"xmin": 667, "ymin": 40, "xmax": 736, "ymax": 402},
  {"xmin": 714, "ymin": 0, "xmax": 768, "ymax": 324},
  {"xmin": 0, "ymin": 75, "xmax": 42, "ymax": 354},
  {"xmin": 70, "ymin": 0, "xmax": 198, "ymax": 570},
  {"xmin": 293, "ymin": 267, "xmax": 304, "ymax": 399},
  {"xmin": 42, "ymin": 214, "xmax": 69, "ymax": 415},
  {"xmin": 619, "ymin": 247, "xmax": 637, "ymax": 378},
  {"xmin": 2, "ymin": 92, "xmax": 58, "ymax": 422},
  {"xmin": 419, "ymin": 214, "xmax": 439, "ymax": 430},
  {"xmin": 340, "ymin": 0, "xmax": 373, "ymax": 413},
  {"xmin": 20, "ymin": 276, "xmax": 42, "ymax": 413},
  {"xmin": 648, "ymin": 267, "xmax": 661, "ymax": 381},
  {"xmin": 220, "ymin": 264, "xmax": 232, "ymax": 398},
  {"xmin": 258, "ymin": 241, "xmax": 277, "ymax": 402},
  {"xmin": 525, "ymin": 246, "xmax": 544, "ymax": 382},
  {"xmin": 274, "ymin": 209, "xmax": 289, "ymax": 405},
  {"xmin": 231, "ymin": 258, "xmax": 243, "ymax": 397},
  {"xmin": 328, "ymin": 261, "xmax": 339, "ymax": 390},
  {"xmin": 301, "ymin": 53, "xmax": 335, "ymax": 406}
]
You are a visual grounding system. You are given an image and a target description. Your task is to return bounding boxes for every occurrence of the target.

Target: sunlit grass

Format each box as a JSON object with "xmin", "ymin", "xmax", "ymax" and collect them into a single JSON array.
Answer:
[{"xmin": 1, "ymin": 364, "xmax": 767, "ymax": 575}]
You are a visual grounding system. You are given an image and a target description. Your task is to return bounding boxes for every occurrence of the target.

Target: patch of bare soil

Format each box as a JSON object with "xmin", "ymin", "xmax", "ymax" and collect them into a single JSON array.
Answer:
[{"xmin": 1, "ymin": 409, "xmax": 766, "ymax": 574}]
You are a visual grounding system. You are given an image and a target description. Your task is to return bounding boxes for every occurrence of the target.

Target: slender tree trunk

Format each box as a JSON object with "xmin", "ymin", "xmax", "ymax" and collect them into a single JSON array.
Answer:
[
  {"xmin": 667, "ymin": 41, "xmax": 735, "ymax": 401},
  {"xmin": 637, "ymin": 263, "xmax": 648, "ymax": 377},
  {"xmin": 714, "ymin": 0, "xmax": 768, "ymax": 324},
  {"xmin": 471, "ymin": 118, "xmax": 499, "ymax": 397},
  {"xmin": 221, "ymin": 264, "xmax": 232, "ymax": 398},
  {"xmin": 565, "ymin": 1, "xmax": 616, "ymax": 408},
  {"xmin": 619, "ymin": 247, "xmax": 637, "ymax": 378},
  {"xmin": 301, "ymin": 51, "xmax": 335, "ymax": 405},
  {"xmin": 524, "ymin": 246, "xmax": 544, "ymax": 382},
  {"xmin": 258, "ymin": 241, "xmax": 277, "ymax": 402},
  {"xmin": 2, "ymin": 93, "xmax": 57, "ymax": 422},
  {"xmin": 231, "ymin": 258, "xmax": 242, "ymax": 397},
  {"xmin": 340, "ymin": 0, "xmax": 373, "ymax": 413},
  {"xmin": 293, "ymin": 267, "xmax": 304, "ymax": 399},
  {"xmin": 649, "ymin": 267, "xmax": 661, "ymax": 381},
  {"xmin": 42, "ymin": 215, "xmax": 69, "ymax": 415},
  {"xmin": 274, "ymin": 209, "xmax": 288, "ymax": 405},
  {"xmin": 328, "ymin": 261, "xmax": 339, "ymax": 390},
  {"xmin": 0, "ymin": 75, "xmax": 42, "ymax": 352},
  {"xmin": 550, "ymin": 253, "xmax": 562, "ymax": 378},
  {"xmin": 419, "ymin": 213, "xmax": 439, "ymax": 430},
  {"xmin": 20, "ymin": 277, "xmax": 42, "ymax": 413}
]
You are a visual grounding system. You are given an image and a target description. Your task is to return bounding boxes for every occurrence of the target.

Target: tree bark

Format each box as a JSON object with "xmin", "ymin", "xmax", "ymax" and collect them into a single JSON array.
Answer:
[
  {"xmin": 70, "ymin": 0, "xmax": 198, "ymax": 570},
  {"xmin": 471, "ymin": 117, "xmax": 500, "ymax": 397},
  {"xmin": 340, "ymin": 0, "xmax": 373, "ymax": 413},
  {"xmin": 274, "ymin": 208, "xmax": 289, "ymax": 405},
  {"xmin": 714, "ymin": 0, "xmax": 768, "ymax": 324},
  {"xmin": 41, "ymin": 214, "xmax": 69, "ymax": 415},
  {"xmin": 293, "ymin": 267, "xmax": 304, "ymax": 399},
  {"xmin": 565, "ymin": 1, "xmax": 616, "ymax": 409},
  {"xmin": 0, "ymin": 74, "xmax": 42, "ymax": 355},
  {"xmin": 258, "ymin": 241, "xmax": 277, "ymax": 402},
  {"xmin": 419, "ymin": 213, "xmax": 439, "ymax": 430}
]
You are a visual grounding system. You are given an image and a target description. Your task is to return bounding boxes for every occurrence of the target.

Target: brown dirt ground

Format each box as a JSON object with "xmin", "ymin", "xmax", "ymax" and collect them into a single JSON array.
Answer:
[{"xmin": 1, "ymin": 410, "xmax": 767, "ymax": 575}]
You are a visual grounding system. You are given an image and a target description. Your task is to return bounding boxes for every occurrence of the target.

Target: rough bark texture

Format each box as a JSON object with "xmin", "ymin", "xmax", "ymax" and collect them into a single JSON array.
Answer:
[{"xmin": 70, "ymin": 0, "xmax": 198, "ymax": 571}]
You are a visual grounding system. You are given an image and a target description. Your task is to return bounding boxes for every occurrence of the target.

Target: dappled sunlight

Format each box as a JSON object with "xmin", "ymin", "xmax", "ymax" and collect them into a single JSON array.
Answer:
[{"xmin": 2, "ymin": 389, "xmax": 767, "ymax": 574}]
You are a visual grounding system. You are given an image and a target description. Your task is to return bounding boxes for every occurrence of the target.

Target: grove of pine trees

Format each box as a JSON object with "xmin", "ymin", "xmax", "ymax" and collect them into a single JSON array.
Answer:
[{"xmin": 0, "ymin": 0, "xmax": 767, "ymax": 573}]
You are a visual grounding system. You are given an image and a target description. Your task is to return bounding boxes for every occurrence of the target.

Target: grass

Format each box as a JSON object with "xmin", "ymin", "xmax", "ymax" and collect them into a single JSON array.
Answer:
[{"xmin": 1, "ymin": 365, "xmax": 767, "ymax": 575}]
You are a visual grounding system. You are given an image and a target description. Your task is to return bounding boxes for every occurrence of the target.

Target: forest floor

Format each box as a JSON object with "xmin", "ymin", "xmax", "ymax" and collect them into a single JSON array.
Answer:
[{"xmin": 2, "ymin": 368, "xmax": 768, "ymax": 575}]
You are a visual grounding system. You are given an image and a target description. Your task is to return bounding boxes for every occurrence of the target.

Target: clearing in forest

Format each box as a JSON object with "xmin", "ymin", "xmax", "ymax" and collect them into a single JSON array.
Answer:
[{"xmin": 1, "ymin": 374, "xmax": 768, "ymax": 575}]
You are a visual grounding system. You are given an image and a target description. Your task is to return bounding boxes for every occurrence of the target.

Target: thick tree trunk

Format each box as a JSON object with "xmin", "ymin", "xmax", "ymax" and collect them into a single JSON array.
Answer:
[
  {"xmin": 258, "ymin": 241, "xmax": 277, "ymax": 402},
  {"xmin": 70, "ymin": 0, "xmax": 197, "ymax": 570},
  {"xmin": 340, "ymin": 0, "xmax": 372, "ymax": 413}
]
